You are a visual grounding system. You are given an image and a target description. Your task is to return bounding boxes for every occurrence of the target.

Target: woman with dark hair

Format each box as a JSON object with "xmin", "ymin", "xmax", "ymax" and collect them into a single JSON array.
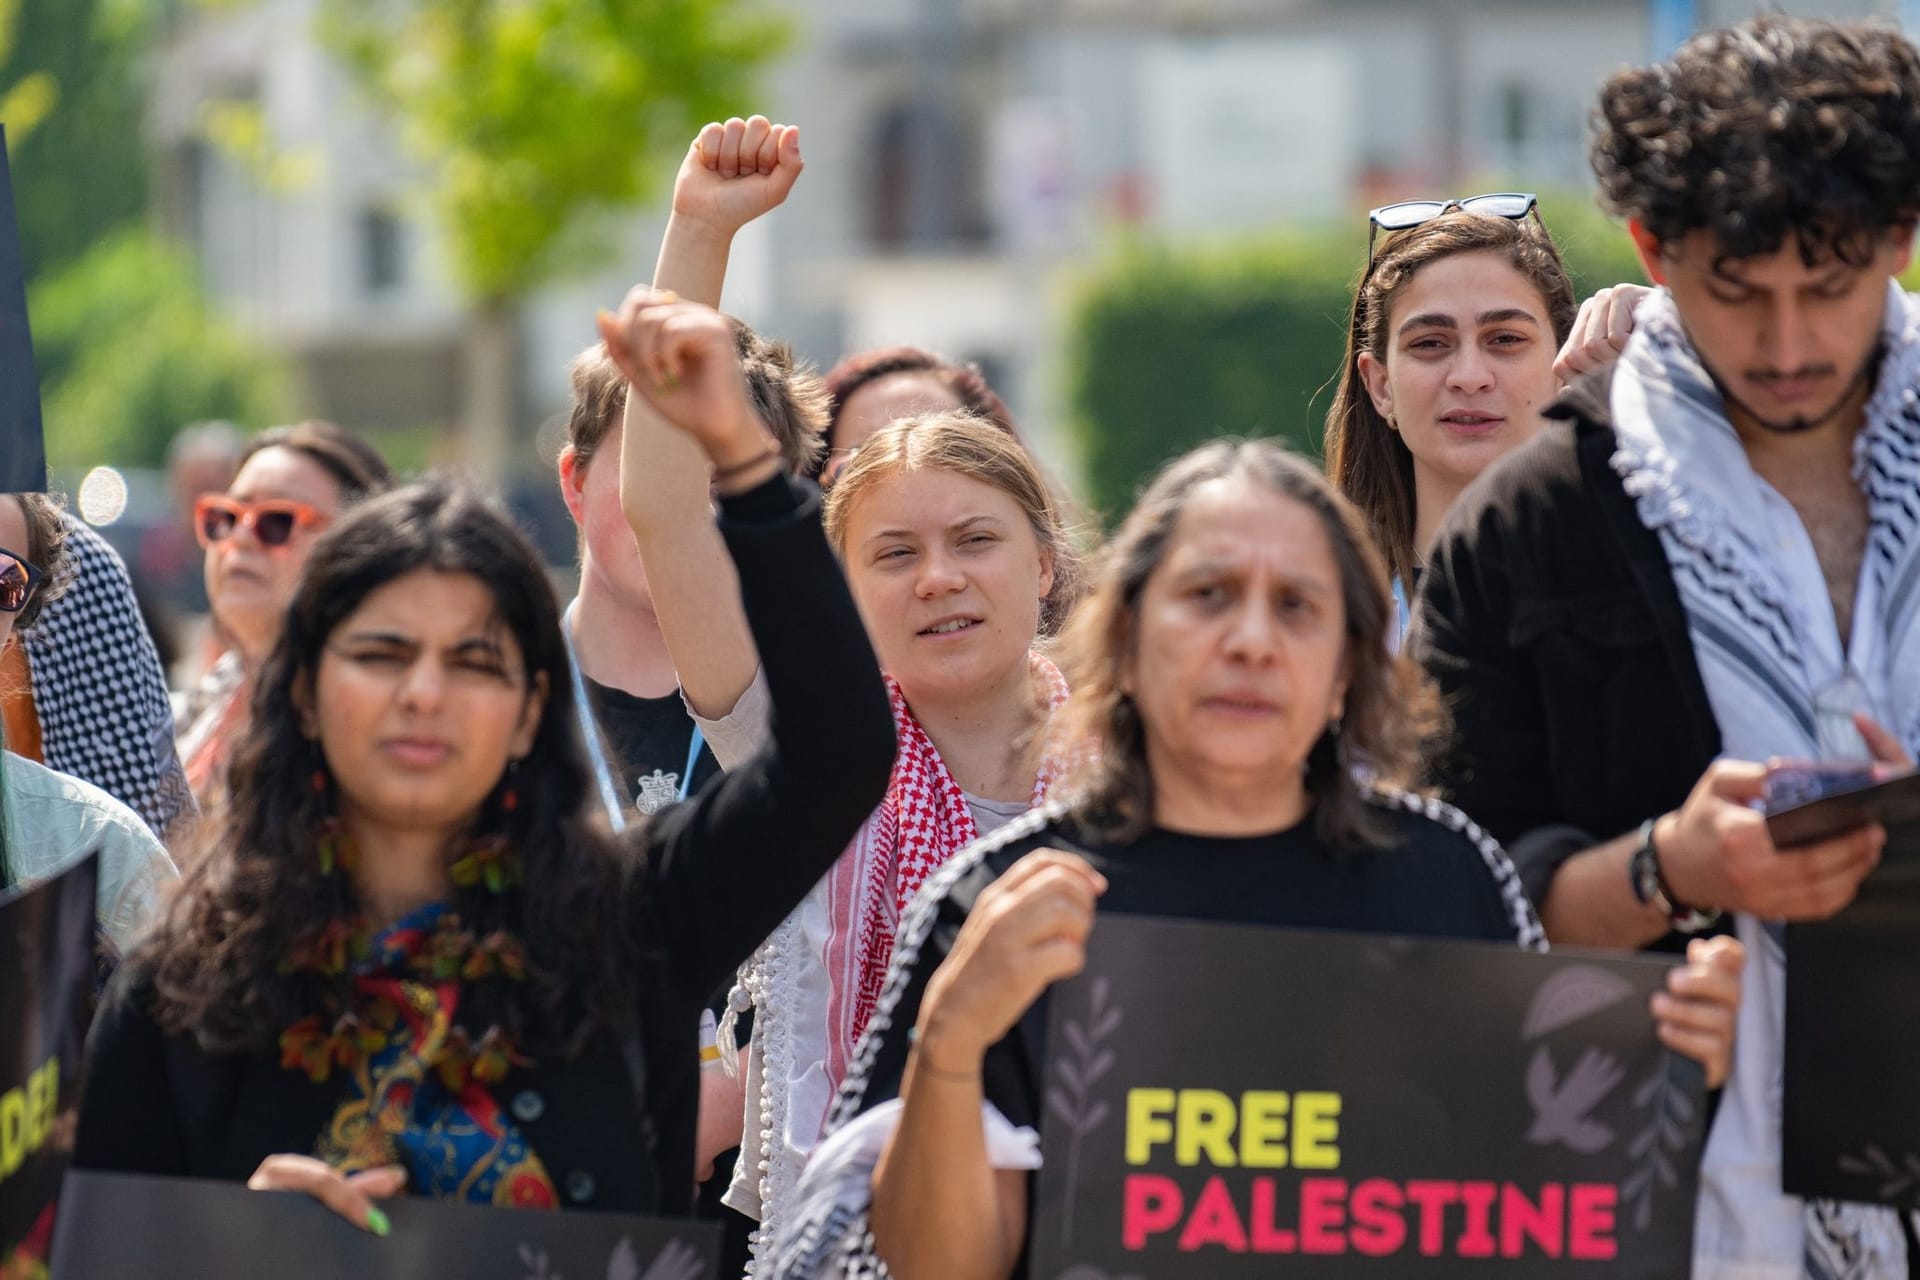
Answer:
[
  {"xmin": 0, "ymin": 493, "xmax": 175, "ymax": 955},
  {"xmin": 1324, "ymin": 199, "xmax": 1647, "ymax": 639},
  {"xmin": 817, "ymin": 346, "xmax": 1018, "ymax": 485},
  {"xmin": 769, "ymin": 439, "xmax": 1743, "ymax": 1280},
  {"xmin": 73, "ymin": 367, "xmax": 894, "ymax": 1228},
  {"xmin": 179, "ymin": 420, "xmax": 393, "ymax": 813}
]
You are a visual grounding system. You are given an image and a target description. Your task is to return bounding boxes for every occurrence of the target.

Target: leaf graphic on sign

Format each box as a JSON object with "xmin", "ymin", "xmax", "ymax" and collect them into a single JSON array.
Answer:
[
  {"xmin": 518, "ymin": 1244, "xmax": 559, "ymax": 1280},
  {"xmin": 1522, "ymin": 965, "xmax": 1635, "ymax": 1039},
  {"xmin": 1837, "ymin": 1146, "xmax": 1920, "ymax": 1206},
  {"xmin": 1050, "ymin": 976, "xmax": 1123, "ymax": 1251},
  {"xmin": 636, "ymin": 1238, "xmax": 706, "ymax": 1280},
  {"xmin": 1622, "ymin": 1052, "xmax": 1694, "ymax": 1231}
]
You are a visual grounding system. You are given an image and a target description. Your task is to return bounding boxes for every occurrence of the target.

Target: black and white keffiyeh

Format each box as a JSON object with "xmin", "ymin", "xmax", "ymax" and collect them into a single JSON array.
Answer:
[
  {"xmin": 23, "ymin": 514, "xmax": 195, "ymax": 839},
  {"xmin": 1610, "ymin": 284, "xmax": 1920, "ymax": 1280}
]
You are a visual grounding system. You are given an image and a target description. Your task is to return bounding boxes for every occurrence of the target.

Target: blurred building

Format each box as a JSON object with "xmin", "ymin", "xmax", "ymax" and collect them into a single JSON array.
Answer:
[{"xmin": 149, "ymin": 0, "xmax": 1901, "ymax": 482}]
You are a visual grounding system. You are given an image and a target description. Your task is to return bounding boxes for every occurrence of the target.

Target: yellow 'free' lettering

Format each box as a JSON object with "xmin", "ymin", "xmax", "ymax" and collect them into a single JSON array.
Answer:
[{"xmin": 1126, "ymin": 1089, "xmax": 1176, "ymax": 1165}]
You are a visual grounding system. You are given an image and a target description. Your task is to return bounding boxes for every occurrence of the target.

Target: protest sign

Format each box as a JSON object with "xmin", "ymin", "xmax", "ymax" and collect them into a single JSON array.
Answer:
[
  {"xmin": 0, "ymin": 125, "xmax": 46, "ymax": 493},
  {"xmin": 52, "ymin": 1170, "xmax": 720, "ymax": 1280},
  {"xmin": 1031, "ymin": 916, "xmax": 1703, "ymax": 1278},
  {"xmin": 0, "ymin": 854, "xmax": 99, "ymax": 1276},
  {"xmin": 1784, "ymin": 819, "xmax": 1920, "ymax": 1209}
]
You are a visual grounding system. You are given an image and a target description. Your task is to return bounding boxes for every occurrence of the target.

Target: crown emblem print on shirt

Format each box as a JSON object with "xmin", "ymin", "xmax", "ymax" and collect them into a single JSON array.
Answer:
[{"xmin": 633, "ymin": 769, "xmax": 680, "ymax": 815}]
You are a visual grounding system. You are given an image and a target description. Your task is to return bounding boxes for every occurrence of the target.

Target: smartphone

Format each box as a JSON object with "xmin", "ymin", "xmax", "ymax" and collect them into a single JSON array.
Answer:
[
  {"xmin": 1765, "ymin": 763, "xmax": 1920, "ymax": 848},
  {"xmin": 1763, "ymin": 760, "xmax": 1879, "ymax": 815}
]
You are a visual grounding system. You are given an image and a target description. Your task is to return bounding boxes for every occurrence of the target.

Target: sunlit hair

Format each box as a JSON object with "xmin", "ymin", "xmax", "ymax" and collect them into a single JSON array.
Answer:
[
  {"xmin": 1324, "ymin": 212, "xmax": 1576, "ymax": 588},
  {"xmin": 239, "ymin": 420, "xmax": 392, "ymax": 505},
  {"xmin": 11, "ymin": 493, "xmax": 67, "ymax": 630},
  {"xmin": 1052, "ymin": 439, "xmax": 1443, "ymax": 848},
  {"xmin": 822, "ymin": 411, "xmax": 1081, "ymax": 636},
  {"xmin": 1594, "ymin": 17, "xmax": 1920, "ymax": 268},
  {"xmin": 565, "ymin": 319, "xmax": 829, "ymax": 474}
]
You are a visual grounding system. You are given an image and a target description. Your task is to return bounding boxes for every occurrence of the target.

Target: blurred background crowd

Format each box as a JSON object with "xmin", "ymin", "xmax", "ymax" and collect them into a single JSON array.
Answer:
[{"xmin": 16, "ymin": 0, "xmax": 1918, "ymax": 687}]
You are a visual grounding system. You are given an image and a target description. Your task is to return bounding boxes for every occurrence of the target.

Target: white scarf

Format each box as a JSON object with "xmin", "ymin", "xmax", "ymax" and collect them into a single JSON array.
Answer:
[{"xmin": 1610, "ymin": 284, "xmax": 1920, "ymax": 1279}]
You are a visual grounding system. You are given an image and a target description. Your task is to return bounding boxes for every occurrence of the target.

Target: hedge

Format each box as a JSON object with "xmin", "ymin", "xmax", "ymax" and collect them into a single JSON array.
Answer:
[{"xmin": 1063, "ymin": 196, "xmax": 1648, "ymax": 522}]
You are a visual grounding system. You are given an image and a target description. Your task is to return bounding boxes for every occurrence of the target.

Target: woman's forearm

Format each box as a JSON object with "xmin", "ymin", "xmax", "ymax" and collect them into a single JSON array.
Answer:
[
  {"xmin": 653, "ymin": 213, "xmax": 732, "ymax": 308},
  {"xmin": 872, "ymin": 1034, "xmax": 1025, "ymax": 1280},
  {"xmin": 640, "ymin": 474, "xmax": 890, "ymax": 996},
  {"xmin": 616, "ymin": 382, "xmax": 760, "ymax": 722}
]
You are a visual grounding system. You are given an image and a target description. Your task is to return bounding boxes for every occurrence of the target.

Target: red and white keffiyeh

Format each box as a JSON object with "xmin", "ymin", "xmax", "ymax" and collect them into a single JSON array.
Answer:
[
  {"xmin": 821, "ymin": 655, "xmax": 1070, "ymax": 1082},
  {"xmin": 722, "ymin": 652, "xmax": 1070, "ymax": 1268}
]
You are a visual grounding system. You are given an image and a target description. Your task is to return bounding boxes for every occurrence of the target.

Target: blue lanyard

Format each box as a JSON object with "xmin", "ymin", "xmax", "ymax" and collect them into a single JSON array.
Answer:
[
  {"xmin": 562, "ymin": 600, "xmax": 705, "ymax": 831},
  {"xmin": 679, "ymin": 723, "xmax": 705, "ymax": 802}
]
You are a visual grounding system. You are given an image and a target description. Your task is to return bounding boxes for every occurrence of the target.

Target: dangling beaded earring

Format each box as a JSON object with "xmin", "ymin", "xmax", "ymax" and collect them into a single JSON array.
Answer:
[{"xmin": 500, "ymin": 758, "xmax": 520, "ymax": 815}]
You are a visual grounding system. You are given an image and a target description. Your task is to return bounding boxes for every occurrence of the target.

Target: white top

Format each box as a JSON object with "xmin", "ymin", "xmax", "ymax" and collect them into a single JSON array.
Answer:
[
  {"xmin": 720, "ymin": 702, "xmax": 1040, "ymax": 1273},
  {"xmin": 4, "ymin": 751, "xmax": 177, "ymax": 955},
  {"xmin": 1692, "ymin": 474, "xmax": 1896, "ymax": 1279},
  {"xmin": 1609, "ymin": 297, "xmax": 1919, "ymax": 1277}
]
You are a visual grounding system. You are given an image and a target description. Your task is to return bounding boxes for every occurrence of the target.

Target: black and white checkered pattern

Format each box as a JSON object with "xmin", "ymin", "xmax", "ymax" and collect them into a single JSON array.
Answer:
[{"xmin": 22, "ymin": 515, "xmax": 194, "ymax": 838}]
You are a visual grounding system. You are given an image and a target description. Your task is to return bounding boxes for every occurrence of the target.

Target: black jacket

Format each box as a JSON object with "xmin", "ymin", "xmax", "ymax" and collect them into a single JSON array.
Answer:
[
  {"xmin": 1411, "ymin": 369, "xmax": 1723, "ymax": 943},
  {"xmin": 72, "ymin": 473, "xmax": 897, "ymax": 1216}
]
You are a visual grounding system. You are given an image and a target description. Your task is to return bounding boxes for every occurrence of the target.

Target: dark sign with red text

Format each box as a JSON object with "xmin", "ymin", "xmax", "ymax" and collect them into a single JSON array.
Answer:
[
  {"xmin": 1031, "ymin": 917, "xmax": 1704, "ymax": 1278},
  {"xmin": 0, "ymin": 854, "xmax": 97, "ymax": 1276},
  {"xmin": 52, "ymin": 1171, "xmax": 719, "ymax": 1280}
]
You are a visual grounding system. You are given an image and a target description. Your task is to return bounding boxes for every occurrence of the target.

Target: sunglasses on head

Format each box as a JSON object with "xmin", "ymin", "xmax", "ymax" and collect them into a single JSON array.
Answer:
[
  {"xmin": 194, "ymin": 495, "xmax": 330, "ymax": 550},
  {"xmin": 1366, "ymin": 192, "xmax": 1542, "ymax": 263},
  {"xmin": 0, "ymin": 547, "xmax": 44, "ymax": 613}
]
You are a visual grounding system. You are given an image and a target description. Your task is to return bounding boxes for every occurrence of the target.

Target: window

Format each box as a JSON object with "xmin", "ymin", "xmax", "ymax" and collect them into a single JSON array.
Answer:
[{"xmin": 358, "ymin": 205, "xmax": 404, "ymax": 296}]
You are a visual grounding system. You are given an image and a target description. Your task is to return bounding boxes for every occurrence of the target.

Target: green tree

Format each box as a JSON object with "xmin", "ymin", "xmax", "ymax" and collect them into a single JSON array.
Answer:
[
  {"xmin": 1064, "ymin": 198, "xmax": 1646, "ymax": 520},
  {"xmin": 0, "ymin": 0, "xmax": 296, "ymax": 470},
  {"xmin": 0, "ymin": 0, "xmax": 147, "ymax": 282},
  {"xmin": 35, "ymin": 229, "xmax": 295, "ymax": 469},
  {"xmin": 319, "ymin": 0, "xmax": 790, "ymax": 479}
]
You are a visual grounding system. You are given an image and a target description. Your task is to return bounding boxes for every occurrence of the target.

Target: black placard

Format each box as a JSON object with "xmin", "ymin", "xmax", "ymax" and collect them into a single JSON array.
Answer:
[
  {"xmin": 52, "ymin": 1170, "xmax": 720, "ymax": 1279},
  {"xmin": 1031, "ymin": 916, "xmax": 1703, "ymax": 1278},
  {"xmin": 1784, "ymin": 819, "xmax": 1920, "ymax": 1208},
  {"xmin": 0, "ymin": 854, "xmax": 98, "ymax": 1272},
  {"xmin": 0, "ymin": 125, "xmax": 45, "ymax": 493}
]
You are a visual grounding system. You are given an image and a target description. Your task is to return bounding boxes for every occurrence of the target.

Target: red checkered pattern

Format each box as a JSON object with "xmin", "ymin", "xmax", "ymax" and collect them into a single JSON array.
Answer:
[{"xmin": 844, "ymin": 659, "xmax": 1069, "ymax": 1050}]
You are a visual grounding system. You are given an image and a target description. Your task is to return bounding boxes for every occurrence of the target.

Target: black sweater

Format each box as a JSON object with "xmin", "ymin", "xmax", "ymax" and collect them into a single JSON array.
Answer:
[
  {"xmin": 1411, "ymin": 369, "xmax": 1723, "ymax": 947},
  {"xmin": 73, "ymin": 472, "xmax": 895, "ymax": 1216}
]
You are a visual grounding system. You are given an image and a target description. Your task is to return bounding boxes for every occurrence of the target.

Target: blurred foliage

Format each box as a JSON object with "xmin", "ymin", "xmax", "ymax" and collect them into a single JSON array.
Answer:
[
  {"xmin": 0, "ymin": 0, "xmax": 301, "ymax": 470},
  {"xmin": 1, "ymin": 0, "xmax": 147, "ymax": 282},
  {"xmin": 318, "ymin": 0, "xmax": 791, "ymax": 302},
  {"xmin": 1065, "ymin": 194, "xmax": 1647, "ymax": 521},
  {"xmin": 35, "ymin": 229, "xmax": 296, "ymax": 469}
]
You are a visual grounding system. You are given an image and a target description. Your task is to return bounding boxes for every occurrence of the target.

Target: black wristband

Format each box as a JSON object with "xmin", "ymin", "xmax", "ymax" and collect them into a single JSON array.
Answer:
[{"xmin": 1636, "ymin": 819, "xmax": 1720, "ymax": 935}]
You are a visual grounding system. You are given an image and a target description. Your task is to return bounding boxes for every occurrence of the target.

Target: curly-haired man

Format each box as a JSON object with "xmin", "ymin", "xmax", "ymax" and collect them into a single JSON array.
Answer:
[{"xmin": 1414, "ymin": 18, "xmax": 1920, "ymax": 1277}]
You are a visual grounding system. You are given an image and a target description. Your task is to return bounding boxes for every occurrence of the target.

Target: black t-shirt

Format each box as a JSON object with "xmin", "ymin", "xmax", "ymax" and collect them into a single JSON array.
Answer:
[
  {"xmin": 580, "ymin": 676, "xmax": 723, "ymax": 821},
  {"xmin": 836, "ymin": 794, "xmax": 1537, "ymax": 1277}
]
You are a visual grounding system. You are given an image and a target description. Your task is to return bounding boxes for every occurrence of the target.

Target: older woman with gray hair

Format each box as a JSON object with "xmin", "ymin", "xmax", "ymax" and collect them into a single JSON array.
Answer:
[{"xmin": 770, "ymin": 439, "xmax": 1746, "ymax": 1280}]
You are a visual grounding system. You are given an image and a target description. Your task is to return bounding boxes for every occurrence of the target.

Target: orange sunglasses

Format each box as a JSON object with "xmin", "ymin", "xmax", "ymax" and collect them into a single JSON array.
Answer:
[{"xmin": 194, "ymin": 495, "xmax": 331, "ymax": 549}]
